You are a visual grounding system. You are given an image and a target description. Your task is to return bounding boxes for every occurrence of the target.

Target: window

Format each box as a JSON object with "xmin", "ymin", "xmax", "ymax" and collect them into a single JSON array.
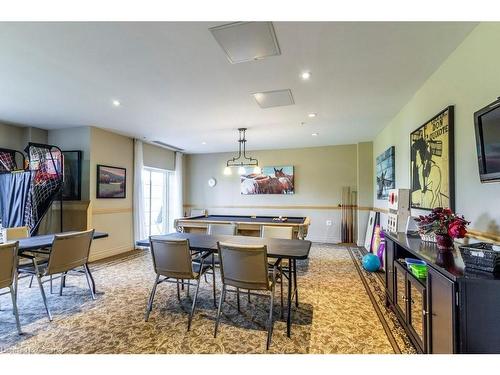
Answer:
[{"xmin": 142, "ymin": 167, "xmax": 171, "ymax": 236}]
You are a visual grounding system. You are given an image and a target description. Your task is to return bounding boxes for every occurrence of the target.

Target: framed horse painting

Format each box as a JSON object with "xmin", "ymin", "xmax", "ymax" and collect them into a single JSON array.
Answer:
[
  {"xmin": 410, "ymin": 106, "xmax": 455, "ymax": 211},
  {"xmin": 240, "ymin": 165, "xmax": 294, "ymax": 194}
]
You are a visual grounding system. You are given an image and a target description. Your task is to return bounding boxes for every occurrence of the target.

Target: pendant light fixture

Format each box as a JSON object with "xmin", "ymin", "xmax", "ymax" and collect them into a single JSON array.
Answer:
[{"xmin": 224, "ymin": 128, "xmax": 260, "ymax": 175}]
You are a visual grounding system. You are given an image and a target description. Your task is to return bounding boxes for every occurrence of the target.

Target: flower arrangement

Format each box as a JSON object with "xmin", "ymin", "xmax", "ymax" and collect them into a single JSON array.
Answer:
[{"xmin": 414, "ymin": 207, "xmax": 469, "ymax": 249}]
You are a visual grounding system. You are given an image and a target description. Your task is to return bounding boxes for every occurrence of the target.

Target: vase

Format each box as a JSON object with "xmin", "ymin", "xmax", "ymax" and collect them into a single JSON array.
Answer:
[{"xmin": 435, "ymin": 234, "xmax": 454, "ymax": 251}]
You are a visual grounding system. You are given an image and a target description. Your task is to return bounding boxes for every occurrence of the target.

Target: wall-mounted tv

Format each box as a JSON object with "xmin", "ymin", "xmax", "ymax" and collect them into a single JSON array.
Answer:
[{"xmin": 474, "ymin": 97, "xmax": 500, "ymax": 183}]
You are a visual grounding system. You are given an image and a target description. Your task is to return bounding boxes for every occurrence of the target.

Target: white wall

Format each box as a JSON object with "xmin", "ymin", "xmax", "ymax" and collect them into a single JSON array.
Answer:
[{"xmin": 373, "ymin": 23, "xmax": 500, "ymax": 240}]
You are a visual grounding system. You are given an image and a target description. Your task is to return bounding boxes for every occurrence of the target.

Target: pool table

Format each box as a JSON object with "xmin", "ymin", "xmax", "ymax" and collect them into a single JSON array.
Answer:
[{"xmin": 174, "ymin": 214, "xmax": 310, "ymax": 239}]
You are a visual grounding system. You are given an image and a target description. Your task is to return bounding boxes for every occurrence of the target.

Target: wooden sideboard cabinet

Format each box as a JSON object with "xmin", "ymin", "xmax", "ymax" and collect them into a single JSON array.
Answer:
[{"xmin": 384, "ymin": 232, "xmax": 500, "ymax": 354}]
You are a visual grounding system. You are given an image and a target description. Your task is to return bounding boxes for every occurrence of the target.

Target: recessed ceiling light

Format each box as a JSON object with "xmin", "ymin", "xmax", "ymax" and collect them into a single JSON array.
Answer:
[
  {"xmin": 112, "ymin": 99, "xmax": 121, "ymax": 107},
  {"xmin": 201, "ymin": 141, "xmax": 207, "ymax": 145},
  {"xmin": 312, "ymin": 133, "xmax": 319, "ymax": 136},
  {"xmin": 301, "ymin": 71, "xmax": 311, "ymax": 80},
  {"xmin": 308, "ymin": 113, "xmax": 317, "ymax": 118},
  {"xmin": 300, "ymin": 122, "xmax": 306, "ymax": 126}
]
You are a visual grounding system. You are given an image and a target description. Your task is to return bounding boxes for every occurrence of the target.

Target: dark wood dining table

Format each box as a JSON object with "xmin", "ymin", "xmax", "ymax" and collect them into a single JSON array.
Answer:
[
  {"xmin": 16, "ymin": 231, "xmax": 109, "ymax": 293},
  {"xmin": 136, "ymin": 232, "xmax": 312, "ymax": 337}
]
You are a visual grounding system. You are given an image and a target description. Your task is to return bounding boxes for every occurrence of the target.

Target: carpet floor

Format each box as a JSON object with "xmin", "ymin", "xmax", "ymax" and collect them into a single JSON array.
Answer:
[{"xmin": 0, "ymin": 244, "xmax": 415, "ymax": 354}]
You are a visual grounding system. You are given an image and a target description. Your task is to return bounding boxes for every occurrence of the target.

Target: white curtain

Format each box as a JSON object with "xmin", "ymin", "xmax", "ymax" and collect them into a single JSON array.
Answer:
[
  {"xmin": 169, "ymin": 152, "xmax": 184, "ymax": 232},
  {"xmin": 133, "ymin": 139, "xmax": 146, "ymax": 244}
]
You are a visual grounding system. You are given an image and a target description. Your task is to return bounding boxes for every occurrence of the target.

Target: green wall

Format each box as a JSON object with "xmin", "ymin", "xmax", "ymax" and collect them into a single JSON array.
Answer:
[{"xmin": 373, "ymin": 23, "xmax": 500, "ymax": 238}]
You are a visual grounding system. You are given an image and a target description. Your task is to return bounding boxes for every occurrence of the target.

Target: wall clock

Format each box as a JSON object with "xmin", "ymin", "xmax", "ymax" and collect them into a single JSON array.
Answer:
[{"xmin": 208, "ymin": 177, "xmax": 217, "ymax": 187}]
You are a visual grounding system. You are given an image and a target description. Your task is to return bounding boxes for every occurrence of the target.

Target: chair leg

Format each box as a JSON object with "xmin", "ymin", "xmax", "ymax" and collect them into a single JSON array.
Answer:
[
  {"xmin": 236, "ymin": 287, "xmax": 240, "ymax": 312},
  {"xmin": 248, "ymin": 289, "xmax": 251, "ymax": 303},
  {"xmin": 10, "ymin": 286, "xmax": 22, "ymax": 335},
  {"xmin": 267, "ymin": 285, "xmax": 275, "ymax": 350},
  {"xmin": 187, "ymin": 276, "xmax": 202, "ymax": 331},
  {"xmin": 50, "ymin": 275, "xmax": 53, "ymax": 294},
  {"xmin": 83, "ymin": 267, "xmax": 96, "ymax": 300},
  {"xmin": 176, "ymin": 279, "xmax": 181, "ymax": 300},
  {"xmin": 145, "ymin": 274, "xmax": 160, "ymax": 321},
  {"xmin": 13, "ymin": 272, "xmax": 18, "ymax": 316},
  {"xmin": 212, "ymin": 255, "xmax": 217, "ymax": 308},
  {"xmin": 29, "ymin": 275, "xmax": 34, "ymax": 288},
  {"xmin": 36, "ymin": 274, "xmax": 52, "ymax": 322},
  {"xmin": 214, "ymin": 285, "xmax": 226, "ymax": 338},
  {"xmin": 187, "ymin": 280, "xmax": 190, "ymax": 297}
]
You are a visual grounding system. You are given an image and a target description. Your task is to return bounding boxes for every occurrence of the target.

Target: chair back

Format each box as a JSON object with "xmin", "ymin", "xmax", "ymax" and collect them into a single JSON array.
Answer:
[
  {"xmin": 208, "ymin": 223, "xmax": 237, "ymax": 236},
  {"xmin": 190, "ymin": 209, "xmax": 207, "ymax": 217},
  {"xmin": 47, "ymin": 229, "xmax": 94, "ymax": 275},
  {"xmin": 0, "ymin": 242, "xmax": 18, "ymax": 289},
  {"xmin": 150, "ymin": 238, "xmax": 195, "ymax": 279},
  {"xmin": 261, "ymin": 225, "xmax": 293, "ymax": 239},
  {"xmin": 5, "ymin": 226, "xmax": 29, "ymax": 240},
  {"xmin": 217, "ymin": 242, "xmax": 270, "ymax": 291}
]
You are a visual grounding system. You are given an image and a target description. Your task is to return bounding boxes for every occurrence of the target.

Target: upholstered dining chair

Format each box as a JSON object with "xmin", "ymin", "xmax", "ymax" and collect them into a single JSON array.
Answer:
[
  {"xmin": 6, "ymin": 226, "xmax": 48, "ymax": 291},
  {"xmin": 0, "ymin": 241, "xmax": 22, "ymax": 334},
  {"xmin": 18, "ymin": 229, "xmax": 95, "ymax": 321},
  {"xmin": 261, "ymin": 225, "xmax": 294, "ymax": 317},
  {"xmin": 207, "ymin": 223, "xmax": 237, "ymax": 236},
  {"xmin": 215, "ymin": 241, "xmax": 280, "ymax": 350},
  {"xmin": 145, "ymin": 238, "xmax": 213, "ymax": 331}
]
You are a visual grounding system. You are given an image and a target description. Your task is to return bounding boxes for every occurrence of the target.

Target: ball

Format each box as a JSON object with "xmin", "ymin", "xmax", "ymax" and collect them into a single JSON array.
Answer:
[{"xmin": 362, "ymin": 253, "xmax": 381, "ymax": 272}]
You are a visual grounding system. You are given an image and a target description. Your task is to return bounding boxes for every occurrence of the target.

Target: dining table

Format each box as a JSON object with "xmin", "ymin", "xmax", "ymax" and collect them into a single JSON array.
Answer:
[
  {"xmin": 136, "ymin": 232, "xmax": 312, "ymax": 337},
  {"xmin": 16, "ymin": 231, "xmax": 109, "ymax": 293}
]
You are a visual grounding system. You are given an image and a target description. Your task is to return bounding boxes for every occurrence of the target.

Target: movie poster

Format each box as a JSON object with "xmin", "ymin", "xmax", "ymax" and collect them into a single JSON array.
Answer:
[{"xmin": 410, "ymin": 106, "xmax": 454, "ymax": 210}]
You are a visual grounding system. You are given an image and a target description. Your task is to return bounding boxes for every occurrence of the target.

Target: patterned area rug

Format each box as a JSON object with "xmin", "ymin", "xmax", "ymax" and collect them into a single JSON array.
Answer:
[{"xmin": 0, "ymin": 244, "xmax": 414, "ymax": 354}]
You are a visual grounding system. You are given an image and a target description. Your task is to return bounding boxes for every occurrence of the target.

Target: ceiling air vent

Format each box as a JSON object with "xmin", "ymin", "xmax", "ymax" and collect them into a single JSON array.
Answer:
[
  {"xmin": 152, "ymin": 141, "xmax": 184, "ymax": 152},
  {"xmin": 209, "ymin": 22, "xmax": 281, "ymax": 64},
  {"xmin": 252, "ymin": 89, "xmax": 295, "ymax": 109}
]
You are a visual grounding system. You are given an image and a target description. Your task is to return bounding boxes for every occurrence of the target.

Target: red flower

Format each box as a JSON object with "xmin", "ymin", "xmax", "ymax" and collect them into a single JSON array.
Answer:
[{"xmin": 448, "ymin": 220, "xmax": 467, "ymax": 239}]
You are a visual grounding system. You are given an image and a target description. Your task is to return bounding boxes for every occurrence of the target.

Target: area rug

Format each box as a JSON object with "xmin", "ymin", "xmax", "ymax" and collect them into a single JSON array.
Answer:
[{"xmin": 0, "ymin": 244, "xmax": 414, "ymax": 354}]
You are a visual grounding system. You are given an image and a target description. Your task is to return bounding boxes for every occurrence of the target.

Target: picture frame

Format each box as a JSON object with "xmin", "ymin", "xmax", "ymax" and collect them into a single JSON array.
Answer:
[
  {"xmin": 96, "ymin": 164, "xmax": 126, "ymax": 199},
  {"xmin": 376, "ymin": 146, "xmax": 395, "ymax": 200},
  {"xmin": 62, "ymin": 150, "xmax": 82, "ymax": 200},
  {"xmin": 410, "ymin": 106, "xmax": 454, "ymax": 211},
  {"xmin": 240, "ymin": 165, "xmax": 294, "ymax": 195}
]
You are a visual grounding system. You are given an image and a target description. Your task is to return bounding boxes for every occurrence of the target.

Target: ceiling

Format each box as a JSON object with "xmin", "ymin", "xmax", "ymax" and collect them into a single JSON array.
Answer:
[{"xmin": 0, "ymin": 22, "xmax": 477, "ymax": 153}]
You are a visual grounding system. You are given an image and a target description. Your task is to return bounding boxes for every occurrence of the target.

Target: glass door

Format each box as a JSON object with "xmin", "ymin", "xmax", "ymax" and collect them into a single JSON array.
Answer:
[{"xmin": 143, "ymin": 167, "xmax": 170, "ymax": 236}]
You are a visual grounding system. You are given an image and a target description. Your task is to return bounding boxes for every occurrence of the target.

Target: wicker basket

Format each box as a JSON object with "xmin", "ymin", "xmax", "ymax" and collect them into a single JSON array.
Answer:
[
  {"xmin": 459, "ymin": 243, "xmax": 500, "ymax": 273},
  {"xmin": 419, "ymin": 231, "xmax": 436, "ymax": 243}
]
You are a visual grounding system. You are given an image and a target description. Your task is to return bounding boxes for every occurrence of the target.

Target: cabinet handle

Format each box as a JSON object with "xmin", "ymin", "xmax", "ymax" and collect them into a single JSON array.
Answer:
[
  {"xmin": 423, "ymin": 310, "xmax": 428, "ymax": 316},
  {"xmin": 401, "ymin": 296, "xmax": 408, "ymax": 301}
]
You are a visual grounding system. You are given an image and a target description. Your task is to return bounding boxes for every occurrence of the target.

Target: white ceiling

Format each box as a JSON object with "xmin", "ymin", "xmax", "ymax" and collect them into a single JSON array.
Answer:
[{"xmin": 0, "ymin": 22, "xmax": 477, "ymax": 153}]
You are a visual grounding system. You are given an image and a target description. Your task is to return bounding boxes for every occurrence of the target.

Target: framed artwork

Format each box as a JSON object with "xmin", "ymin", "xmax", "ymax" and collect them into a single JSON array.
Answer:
[
  {"xmin": 410, "ymin": 106, "xmax": 454, "ymax": 210},
  {"xmin": 376, "ymin": 146, "xmax": 395, "ymax": 200},
  {"xmin": 96, "ymin": 165, "xmax": 126, "ymax": 199},
  {"xmin": 364, "ymin": 211, "xmax": 379, "ymax": 252},
  {"xmin": 62, "ymin": 150, "xmax": 82, "ymax": 200},
  {"xmin": 240, "ymin": 165, "xmax": 294, "ymax": 195}
]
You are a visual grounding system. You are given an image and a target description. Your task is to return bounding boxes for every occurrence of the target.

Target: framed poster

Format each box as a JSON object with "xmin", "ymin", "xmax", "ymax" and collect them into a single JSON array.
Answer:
[
  {"xmin": 96, "ymin": 165, "xmax": 126, "ymax": 199},
  {"xmin": 364, "ymin": 211, "xmax": 379, "ymax": 252},
  {"xmin": 240, "ymin": 165, "xmax": 294, "ymax": 195},
  {"xmin": 410, "ymin": 106, "xmax": 454, "ymax": 210},
  {"xmin": 376, "ymin": 146, "xmax": 395, "ymax": 200},
  {"xmin": 62, "ymin": 150, "xmax": 82, "ymax": 200}
]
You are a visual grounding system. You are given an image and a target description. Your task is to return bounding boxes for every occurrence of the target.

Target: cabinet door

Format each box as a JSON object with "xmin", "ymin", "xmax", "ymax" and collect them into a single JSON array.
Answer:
[
  {"xmin": 427, "ymin": 267, "xmax": 456, "ymax": 353},
  {"xmin": 408, "ymin": 275, "xmax": 427, "ymax": 352},
  {"xmin": 393, "ymin": 262, "xmax": 407, "ymax": 321},
  {"xmin": 385, "ymin": 240, "xmax": 395, "ymax": 303}
]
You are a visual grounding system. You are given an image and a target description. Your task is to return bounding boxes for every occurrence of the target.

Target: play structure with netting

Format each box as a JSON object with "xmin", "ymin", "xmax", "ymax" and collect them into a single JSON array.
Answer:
[{"xmin": 0, "ymin": 142, "xmax": 64, "ymax": 235}]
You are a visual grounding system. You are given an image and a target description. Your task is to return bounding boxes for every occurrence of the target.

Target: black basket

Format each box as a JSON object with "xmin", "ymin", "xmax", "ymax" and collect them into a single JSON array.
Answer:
[{"xmin": 459, "ymin": 243, "xmax": 500, "ymax": 273}]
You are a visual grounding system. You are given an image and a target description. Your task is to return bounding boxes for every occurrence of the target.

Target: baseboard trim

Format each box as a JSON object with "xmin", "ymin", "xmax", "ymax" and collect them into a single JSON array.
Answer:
[{"xmin": 89, "ymin": 244, "xmax": 134, "ymax": 262}]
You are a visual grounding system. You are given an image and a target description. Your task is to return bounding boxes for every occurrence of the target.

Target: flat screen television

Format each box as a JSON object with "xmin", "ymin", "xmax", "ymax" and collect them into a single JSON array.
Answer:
[{"xmin": 474, "ymin": 97, "xmax": 500, "ymax": 182}]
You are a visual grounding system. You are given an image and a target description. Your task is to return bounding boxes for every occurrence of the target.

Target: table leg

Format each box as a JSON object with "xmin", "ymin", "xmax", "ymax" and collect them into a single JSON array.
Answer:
[
  {"xmin": 293, "ymin": 259, "xmax": 299, "ymax": 308},
  {"xmin": 287, "ymin": 257, "xmax": 292, "ymax": 337},
  {"xmin": 84, "ymin": 263, "xmax": 96, "ymax": 294}
]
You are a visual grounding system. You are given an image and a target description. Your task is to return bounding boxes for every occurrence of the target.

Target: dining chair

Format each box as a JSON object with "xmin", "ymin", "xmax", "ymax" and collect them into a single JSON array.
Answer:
[
  {"xmin": 5, "ymin": 226, "xmax": 47, "ymax": 291},
  {"xmin": 214, "ymin": 241, "xmax": 280, "ymax": 350},
  {"xmin": 207, "ymin": 223, "xmax": 237, "ymax": 236},
  {"xmin": 0, "ymin": 241, "xmax": 22, "ymax": 334},
  {"xmin": 17, "ymin": 229, "xmax": 95, "ymax": 321},
  {"xmin": 145, "ymin": 238, "xmax": 213, "ymax": 331},
  {"xmin": 261, "ymin": 225, "xmax": 294, "ymax": 317}
]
